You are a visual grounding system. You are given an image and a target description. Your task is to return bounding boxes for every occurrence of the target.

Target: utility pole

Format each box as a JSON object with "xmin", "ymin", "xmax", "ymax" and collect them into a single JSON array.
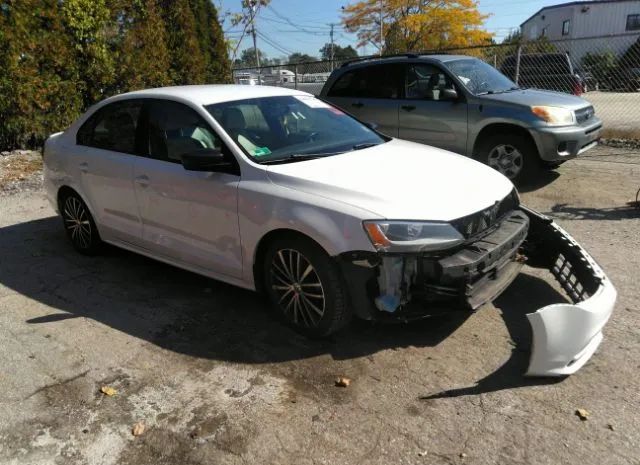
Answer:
[
  {"xmin": 379, "ymin": 0, "xmax": 383, "ymax": 56},
  {"xmin": 329, "ymin": 23, "xmax": 335, "ymax": 70},
  {"xmin": 249, "ymin": 0, "xmax": 260, "ymax": 69}
]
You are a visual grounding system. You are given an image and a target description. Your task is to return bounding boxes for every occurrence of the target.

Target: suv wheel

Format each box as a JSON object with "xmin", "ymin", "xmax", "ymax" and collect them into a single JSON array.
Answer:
[
  {"xmin": 263, "ymin": 236, "xmax": 351, "ymax": 337},
  {"xmin": 477, "ymin": 133, "xmax": 539, "ymax": 184},
  {"xmin": 60, "ymin": 191, "xmax": 103, "ymax": 255}
]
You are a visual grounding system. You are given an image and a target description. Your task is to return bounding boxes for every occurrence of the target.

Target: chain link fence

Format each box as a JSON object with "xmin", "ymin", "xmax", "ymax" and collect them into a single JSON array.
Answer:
[{"xmin": 233, "ymin": 33, "xmax": 640, "ymax": 140}]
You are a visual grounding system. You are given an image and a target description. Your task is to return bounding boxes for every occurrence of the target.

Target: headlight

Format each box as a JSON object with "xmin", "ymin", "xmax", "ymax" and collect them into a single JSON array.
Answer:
[
  {"xmin": 363, "ymin": 220, "xmax": 464, "ymax": 253},
  {"xmin": 531, "ymin": 106, "xmax": 576, "ymax": 126}
]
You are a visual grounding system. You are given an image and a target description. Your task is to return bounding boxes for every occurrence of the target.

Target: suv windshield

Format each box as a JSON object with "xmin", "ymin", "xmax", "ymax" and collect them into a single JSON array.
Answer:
[
  {"xmin": 206, "ymin": 95, "xmax": 386, "ymax": 163},
  {"xmin": 445, "ymin": 58, "xmax": 518, "ymax": 95}
]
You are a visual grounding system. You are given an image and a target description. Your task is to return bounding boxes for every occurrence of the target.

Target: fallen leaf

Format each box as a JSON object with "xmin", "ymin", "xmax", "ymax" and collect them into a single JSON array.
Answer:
[
  {"xmin": 132, "ymin": 421, "xmax": 145, "ymax": 436},
  {"xmin": 335, "ymin": 377, "xmax": 351, "ymax": 387},
  {"xmin": 607, "ymin": 423, "xmax": 615, "ymax": 431},
  {"xmin": 100, "ymin": 386, "xmax": 117, "ymax": 397},
  {"xmin": 575, "ymin": 408, "xmax": 590, "ymax": 421}
]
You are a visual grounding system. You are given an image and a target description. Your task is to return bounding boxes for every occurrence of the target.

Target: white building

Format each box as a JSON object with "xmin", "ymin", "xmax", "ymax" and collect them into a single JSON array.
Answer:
[{"xmin": 520, "ymin": 0, "xmax": 640, "ymax": 63}]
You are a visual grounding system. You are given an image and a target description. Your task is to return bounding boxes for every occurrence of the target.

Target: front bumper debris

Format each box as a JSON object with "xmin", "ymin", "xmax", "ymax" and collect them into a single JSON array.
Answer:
[
  {"xmin": 521, "ymin": 206, "xmax": 616, "ymax": 376},
  {"xmin": 339, "ymin": 206, "xmax": 616, "ymax": 377}
]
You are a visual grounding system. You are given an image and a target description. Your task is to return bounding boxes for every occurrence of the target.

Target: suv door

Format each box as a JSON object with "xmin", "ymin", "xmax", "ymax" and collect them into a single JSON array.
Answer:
[
  {"xmin": 133, "ymin": 99, "xmax": 242, "ymax": 278},
  {"xmin": 398, "ymin": 63, "xmax": 468, "ymax": 154},
  {"xmin": 75, "ymin": 100, "xmax": 144, "ymax": 243},
  {"xmin": 324, "ymin": 63, "xmax": 403, "ymax": 136}
]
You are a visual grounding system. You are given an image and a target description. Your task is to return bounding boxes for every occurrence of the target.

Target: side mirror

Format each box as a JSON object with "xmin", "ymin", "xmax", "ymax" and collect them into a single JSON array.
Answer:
[
  {"xmin": 441, "ymin": 88, "xmax": 459, "ymax": 101},
  {"xmin": 181, "ymin": 149, "xmax": 234, "ymax": 173}
]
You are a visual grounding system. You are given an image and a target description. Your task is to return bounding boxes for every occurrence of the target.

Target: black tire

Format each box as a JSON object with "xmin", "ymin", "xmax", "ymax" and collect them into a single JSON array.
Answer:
[
  {"xmin": 59, "ymin": 191, "xmax": 103, "ymax": 255},
  {"xmin": 476, "ymin": 133, "xmax": 540, "ymax": 185},
  {"xmin": 263, "ymin": 236, "xmax": 351, "ymax": 337}
]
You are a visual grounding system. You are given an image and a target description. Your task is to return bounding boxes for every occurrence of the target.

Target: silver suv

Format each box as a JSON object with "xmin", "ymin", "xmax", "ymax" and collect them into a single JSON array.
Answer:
[{"xmin": 320, "ymin": 54, "xmax": 603, "ymax": 183}]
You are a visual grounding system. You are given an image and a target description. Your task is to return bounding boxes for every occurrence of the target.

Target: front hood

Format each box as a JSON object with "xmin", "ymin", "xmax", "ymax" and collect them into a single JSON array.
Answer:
[
  {"xmin": 266, "ymin": 139, "xmax": 514, "ymax": 221},
  {"xmin": 481, "ymin": 88, "xmax": 589, "ymax": 110}
]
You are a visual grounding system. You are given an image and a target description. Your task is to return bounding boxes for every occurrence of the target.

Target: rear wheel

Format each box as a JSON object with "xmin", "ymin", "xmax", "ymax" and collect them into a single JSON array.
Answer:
[
  {"xmin": 477, "ymin": 133, "xmax": 540, "ymax": 184},
  {"xmin": 263, "ymin": 236, "xmax": 351, "ymax": 337},
  {"xmin": 60, "ymin": 191, "xmax": 102, "ymax": 255}
]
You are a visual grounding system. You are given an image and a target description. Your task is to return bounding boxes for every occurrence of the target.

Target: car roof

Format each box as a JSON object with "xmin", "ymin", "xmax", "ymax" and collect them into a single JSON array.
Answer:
[
  {"xmin": 110, "ymin": 84, "xmax": 310, "ymax": 106},
  {"xmin": 339, "ymin": 54, "xmax": 473, "ymax": 69}
]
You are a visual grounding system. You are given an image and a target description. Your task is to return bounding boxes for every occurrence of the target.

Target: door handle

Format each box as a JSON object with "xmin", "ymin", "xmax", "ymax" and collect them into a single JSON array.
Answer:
[
  {"xmin": 79, "ymin": 162, "xmax": 88, "ymax": 173},
  {"xmin": 351, "ymin": 102, "xmax": 364, "ymax": 108},
  {"xmin": 401, "ymin": 105, "xmax": 417, "ymax": 112},
  {"xmin": 135, "ymin": 175, "xmax": 149, "ymax": 188}
]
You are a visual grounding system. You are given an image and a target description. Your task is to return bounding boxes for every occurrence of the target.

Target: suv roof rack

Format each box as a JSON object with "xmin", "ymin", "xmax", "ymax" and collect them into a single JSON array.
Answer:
[{"xmin": 340, "ymin": 53, "xmax": 420, "ymax": 68}]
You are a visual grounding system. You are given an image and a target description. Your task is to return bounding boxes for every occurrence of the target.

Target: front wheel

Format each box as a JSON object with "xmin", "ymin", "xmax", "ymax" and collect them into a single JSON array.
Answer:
[
  {"xmin": 476, "ymin": 133, "xmax": 540, "ymax": 184},
  {"xmin": 263, "ymin": 236, "xmax": 351, "ymax": 337}
]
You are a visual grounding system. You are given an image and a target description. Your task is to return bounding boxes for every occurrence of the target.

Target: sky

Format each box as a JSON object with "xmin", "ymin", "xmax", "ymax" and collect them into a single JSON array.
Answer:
[{"xmin": 217, "ymin": 0, "xmax": 571, "ymax": 61}]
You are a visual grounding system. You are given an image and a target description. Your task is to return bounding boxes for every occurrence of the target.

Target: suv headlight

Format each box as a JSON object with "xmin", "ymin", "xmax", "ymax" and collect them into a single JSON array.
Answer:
[
  {"xmin": 531, "ymin": 106, "xmax": 576, "ymax": 126},
  {"xmin": 363, "ymin": 220, "xmax": 464, "ymax": 253}
]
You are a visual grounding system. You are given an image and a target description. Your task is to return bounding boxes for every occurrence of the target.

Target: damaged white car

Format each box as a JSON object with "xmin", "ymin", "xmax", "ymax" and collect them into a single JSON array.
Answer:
[{"xmin": 43, "ymin": 85, "xmax": 616, "ymax": 377}]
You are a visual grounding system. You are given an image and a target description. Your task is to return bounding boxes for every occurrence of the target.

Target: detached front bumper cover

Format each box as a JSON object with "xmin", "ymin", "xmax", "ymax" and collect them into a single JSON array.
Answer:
[{"xmin": 523, "ymin": 206, "xmax": 616, "ymax": 377}]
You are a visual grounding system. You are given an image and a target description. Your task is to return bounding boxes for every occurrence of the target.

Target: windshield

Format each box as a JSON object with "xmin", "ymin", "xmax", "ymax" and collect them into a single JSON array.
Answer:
[
  {"xmin": 445, "ymin": 58, "xmax": 518, "ymax": 95},
  {"xmin": 206, "ymin": 95, "xmax": 386, "ymax": 163}
]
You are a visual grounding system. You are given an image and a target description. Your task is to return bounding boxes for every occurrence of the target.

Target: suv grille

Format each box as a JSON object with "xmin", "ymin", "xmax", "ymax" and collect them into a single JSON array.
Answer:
[
  {"xmin": 451, "ymin": 190, "xmax": 520, "ymax": 238},
  {"xmin": 575, "ymin": 106, "xmax": 595, "ymax": 124}
]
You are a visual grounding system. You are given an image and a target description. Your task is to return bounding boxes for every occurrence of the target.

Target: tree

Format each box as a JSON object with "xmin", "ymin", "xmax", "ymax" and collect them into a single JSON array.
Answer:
[
  {"xmin": 582, "ymin": 51, "xmax": 617, "ymax": 84},
  {"xmin": 189, "ymin": 0, "xmax": 232, "ymax": 83},
  {"xmin": 234, "ymin": 48, "xmax": 269, "ymax": 68},
  {"xmin": 342, "ymin": 0, "xmax": 493, "ymax": 54},
  {"xmin": 161, "ymin": 0, "xmax": 206, "ymax": 84},
  {"xmin": 61, "ymin": 0, "xmax": 114, "ymax": 107},
  {"xmin": 113, "ymin": 0, "xmax": 173, "ymax": 92},
  {"xmin": 288, "ymin": 53, "xmax": 317, "ymax": 64},
  {"xmin": 319, "ymin": 43, "xmax": 358, "ymax": 61},
  {"xmin": 0, "ymin": 0, "xmax": 82, "ymax": 149}
]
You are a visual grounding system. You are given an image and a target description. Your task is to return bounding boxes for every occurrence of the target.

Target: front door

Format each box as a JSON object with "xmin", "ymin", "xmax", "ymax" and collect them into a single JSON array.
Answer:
[
  {"xmin": 133, "ymin": 99, "xmax": 242, "ymax": 278},
  {"xmin": 398, "ymin": 64, "xmax": 468, "ymax": 154}
]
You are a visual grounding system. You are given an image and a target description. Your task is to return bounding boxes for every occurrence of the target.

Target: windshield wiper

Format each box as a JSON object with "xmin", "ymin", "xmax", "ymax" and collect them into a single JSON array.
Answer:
[
  {"xmin": 258, "ymin": 152, "xmax": 343, "ymax": 165},
  {"xmin": 353, "ymin": 142, "xmax": 381, "ymax": 150}
]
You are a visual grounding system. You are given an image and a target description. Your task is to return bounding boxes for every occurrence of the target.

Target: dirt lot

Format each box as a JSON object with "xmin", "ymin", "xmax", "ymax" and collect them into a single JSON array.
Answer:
[{"xmin": 0, "ymin": 147, "xmax": 639, "ymax": 465}]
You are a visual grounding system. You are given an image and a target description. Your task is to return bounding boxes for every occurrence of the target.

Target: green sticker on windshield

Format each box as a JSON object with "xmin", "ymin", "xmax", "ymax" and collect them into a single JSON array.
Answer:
[{"xmin": 253, "ymin": 147, "xmax": 272, "ymax": 157}]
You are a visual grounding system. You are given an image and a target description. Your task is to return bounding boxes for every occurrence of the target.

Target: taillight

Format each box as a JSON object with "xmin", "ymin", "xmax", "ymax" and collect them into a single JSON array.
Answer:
[{"xmin": 572, "ymin": 79, "xmax": 583, "ymax": 96}]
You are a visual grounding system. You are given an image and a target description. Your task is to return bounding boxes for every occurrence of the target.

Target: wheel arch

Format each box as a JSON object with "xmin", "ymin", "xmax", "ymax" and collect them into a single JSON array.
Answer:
[
  {"xmin": 56, "ymin": 185, "xmax": 100, "ymax": 232},
  {"xmin": 252, "ymin": 228, "xmax": 330, "ymax": 294},
  {"xmin": 473, "ymin": 123, "xmax": 539, "ymax": 160}
]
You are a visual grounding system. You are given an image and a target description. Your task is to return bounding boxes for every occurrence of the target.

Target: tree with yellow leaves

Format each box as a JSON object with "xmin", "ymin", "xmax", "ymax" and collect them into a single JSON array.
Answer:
[{"xmin": 342, "ymin": 0, "xmax": 493, "ymax": 54}]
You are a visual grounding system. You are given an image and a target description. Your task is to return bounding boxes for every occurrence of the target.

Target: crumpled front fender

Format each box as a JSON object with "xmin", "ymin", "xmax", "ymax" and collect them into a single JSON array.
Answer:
[{"xmin": 522, "ymin": 207, "xmax": 617, "ymax": 377}]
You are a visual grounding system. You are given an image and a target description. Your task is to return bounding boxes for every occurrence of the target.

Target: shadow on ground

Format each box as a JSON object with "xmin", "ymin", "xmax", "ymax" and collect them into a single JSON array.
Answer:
[
  {"xmin": 517, "ymin": 169, "xmax": 560, "ymax": 193},
  {"xmin": 1, "ymin": 216, "xmax": 568, "ymax": 394},
  {"xmin": 545, "ymin": 202, "xmax": 639, "ymax": 221}
]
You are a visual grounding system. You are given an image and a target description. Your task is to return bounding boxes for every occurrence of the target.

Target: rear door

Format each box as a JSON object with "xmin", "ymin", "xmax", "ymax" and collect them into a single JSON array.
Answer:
[
  {"xmin": 75, "ymin": 100, "xmax": 144, "ymax": 243},
  {"xmin": 323, "ymin": 63, "xmax": 403, "ymax": 137},
  {"xmin": 398, "ymin": 63, "xmax": 468, "ymax": 154},
  {"xmin": 133, "ymin": 99, "xmax": 242, "ymax": 278}
]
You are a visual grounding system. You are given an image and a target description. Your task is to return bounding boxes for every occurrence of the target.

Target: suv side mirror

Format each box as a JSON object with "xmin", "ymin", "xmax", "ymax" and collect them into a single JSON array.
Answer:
[
  {"xmin": 181, "ymin": 148, "xmax": 236, "ymax": 173},
  {"xmin": 441, "ymin": 88, "xmax": 459, "ymax": 101}
]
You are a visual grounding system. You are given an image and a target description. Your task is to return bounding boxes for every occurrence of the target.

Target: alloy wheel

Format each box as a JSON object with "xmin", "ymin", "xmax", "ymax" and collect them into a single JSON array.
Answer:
[
  {"xmin": 270, "ymin": 248, "xmax": 326, "ymax": 328},
  {"xmin": 63, "ymin": 196, "xmax": 92, "ymax": 249},
  {"xmin": 487, "ymin": 144, "xmax": 524, "ymax": 179}
]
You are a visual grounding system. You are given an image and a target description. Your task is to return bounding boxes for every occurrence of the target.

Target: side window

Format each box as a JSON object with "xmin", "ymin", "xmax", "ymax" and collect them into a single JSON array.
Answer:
[
  {"xmin": 76, "ymin": 101, "xmax": 142, "ymax": 154},
  {"xmin": 328, "ymin": 64, "xmax": 402, "ymax": 99},
  {"xmin": 147, "ymin": 100, "xmax": 224, "ymax": 163},
  {"xmin": 406, "ymin": 65, "xmax": 455, "ymax": 101}
]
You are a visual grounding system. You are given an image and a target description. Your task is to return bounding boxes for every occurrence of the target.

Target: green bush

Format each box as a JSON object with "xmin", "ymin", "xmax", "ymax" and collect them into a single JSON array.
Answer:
[{"xmin": 0, "ymin": 0, "xmax": 230, "ymax": 151}]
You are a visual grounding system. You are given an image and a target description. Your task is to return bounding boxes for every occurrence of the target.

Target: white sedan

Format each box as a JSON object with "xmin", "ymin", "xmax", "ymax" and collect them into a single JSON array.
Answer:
[{"xmin": 43, "ymin": 85, "xmax": 616, "ymax": 376}]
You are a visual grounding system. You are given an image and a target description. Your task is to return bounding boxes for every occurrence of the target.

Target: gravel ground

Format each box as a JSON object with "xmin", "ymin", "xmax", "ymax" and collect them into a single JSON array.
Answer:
[{"xmin": 0, "ymin": 146, "xmax": 639, "ymax": 465}]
